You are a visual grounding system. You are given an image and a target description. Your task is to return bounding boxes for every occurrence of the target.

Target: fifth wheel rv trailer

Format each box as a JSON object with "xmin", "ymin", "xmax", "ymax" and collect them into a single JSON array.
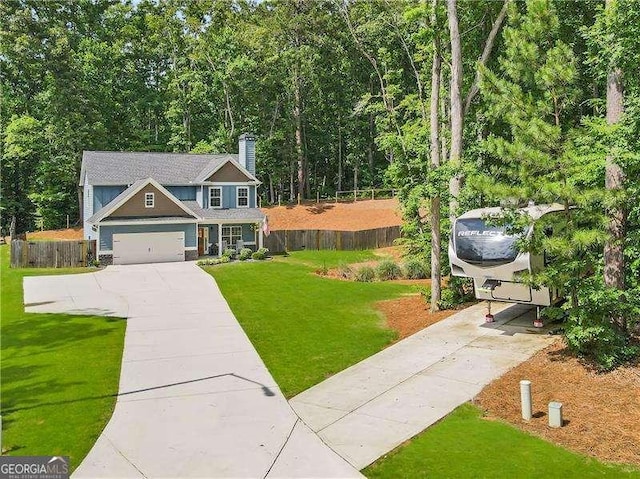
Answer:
[{"xmin": 448, "ymin": 204, "xmax": 565, "ymax": 322}]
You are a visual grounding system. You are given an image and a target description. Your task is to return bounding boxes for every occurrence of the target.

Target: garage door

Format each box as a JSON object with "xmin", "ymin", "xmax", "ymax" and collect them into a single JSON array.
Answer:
[{"xmin": 113, "ymin": 231, "xmax": 185, "ymax": 265}]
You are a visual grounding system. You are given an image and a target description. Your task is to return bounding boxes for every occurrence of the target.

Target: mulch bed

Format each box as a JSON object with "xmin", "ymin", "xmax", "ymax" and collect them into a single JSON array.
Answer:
[
  {"xmin": 474, "ymin": 340, "xmax": 640, "ymax": 466},
  {"xmin": 376, "ymin": 294, "xmax": 462, "ymax": 340},
  {"xmin": 25, "ymin": 228, "xmax": 83, "ymax": 240},
  {"xmin": 262, "ymin": 198, "xmax": 402, "ymax": 231}
]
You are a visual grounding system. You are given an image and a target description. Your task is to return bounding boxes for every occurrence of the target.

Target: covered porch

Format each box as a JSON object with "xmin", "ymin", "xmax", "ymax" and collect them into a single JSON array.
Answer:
[{"xmin": 197, "ymin": 221, "xmax": 264, "ymax": 257}]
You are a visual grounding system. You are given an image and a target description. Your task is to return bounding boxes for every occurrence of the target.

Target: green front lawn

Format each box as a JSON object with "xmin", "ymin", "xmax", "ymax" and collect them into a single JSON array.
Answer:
[
  {"xmin": 364, "ymin": 403, "xmax": 640, "ymax": 478},
  {"xmin": 205, "ymin": 250, "xmax": 415, "ymax": 397},
  {"xmin": 0, "ymin": 245, "xmax": 126, "ymax": 471}
]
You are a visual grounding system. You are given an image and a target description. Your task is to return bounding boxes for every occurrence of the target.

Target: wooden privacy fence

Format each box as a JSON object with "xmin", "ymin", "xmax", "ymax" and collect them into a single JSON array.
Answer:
[
  {"xmin": 10, "ymin": 240, "xmax": 97, "ymax": 268},
  {"xmin": 264, "ymin": 226, "xmax": 401, "ymax": 253}
]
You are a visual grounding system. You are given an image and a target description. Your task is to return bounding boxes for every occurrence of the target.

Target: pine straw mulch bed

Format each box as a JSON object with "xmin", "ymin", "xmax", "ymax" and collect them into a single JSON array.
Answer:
[
  {"xmin": 262, "ymin": 198, "xmax": 402, "ymax": 231},
  {"xmin": 474, "ymin": 340, "xmax": 640, "ymax": 467},
  {"xmin": 376, "ymin": 293, "xmax": 474, "ymax": 340},
  {"xmin": 25, "ymin": 227, "xmax": 83, "ymax": 240}
]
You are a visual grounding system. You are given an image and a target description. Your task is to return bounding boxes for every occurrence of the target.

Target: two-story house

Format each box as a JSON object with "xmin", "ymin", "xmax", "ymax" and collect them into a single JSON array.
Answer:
[{"xmin": 80, "ymin": 133, "xmax": 266, "ymax": 265}]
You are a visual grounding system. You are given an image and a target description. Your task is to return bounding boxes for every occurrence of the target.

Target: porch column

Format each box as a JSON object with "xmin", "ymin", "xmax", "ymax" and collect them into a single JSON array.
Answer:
[
  {"xmin": 218, "ymin": 223, "xmax": 223, "ymax": 257},
  {"xmin": 258, "ymin": 222, "xmax": 264, "ymax": 249}
]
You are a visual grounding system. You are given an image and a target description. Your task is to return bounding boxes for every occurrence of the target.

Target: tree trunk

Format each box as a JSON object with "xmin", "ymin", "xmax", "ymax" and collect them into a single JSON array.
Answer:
[
  {"xmin": 440, "ymin": 65, "xmax": 449, "ymax": 163},
  {"xmin": 289, "ymin": 161, "xmax": 295, "ymax": 202},
  {"xmin": 604, "ymin": 0, "xmax": 626, "ymax": 331},
  {"xmin": 463, "ymin": 0, "xmax": 509, "ymax": 116},
  {"xmin": 354, "ymin": 161, "xmax": 359, "ymax": 194},
  {"xmin": 448, "ymin": 0, "xmax": 463, "ymax": 222},
  {"xmin": 368, "ymin": 113, "xmax": 375, "ymax": 184},
  {"xmin": 269, "ymin": 174, "xmax": 275, "ymax": 204},
  {"xmin": 430, "ymin": 0, "xmax": 442, "ymax": 313},
  {"xmin": 293, "ymin": 66, "xmax": 305, "ymax": 199},
  {"xmin": 337, "ymin": 121, "xmax": 343, "ymax": 192}
]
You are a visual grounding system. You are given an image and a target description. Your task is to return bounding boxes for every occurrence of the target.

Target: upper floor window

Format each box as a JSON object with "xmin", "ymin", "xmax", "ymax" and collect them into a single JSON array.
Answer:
[
  {"xmin": 209, "ymin": 187, "xmax": 222, "ymax": 208},
  {"xmin": 237, "ymin": 187, "xmax": 249, "ymax": 208},
  {"xmin": 145, "ymin": 192, "xmax": 154, "ymax": 208}
]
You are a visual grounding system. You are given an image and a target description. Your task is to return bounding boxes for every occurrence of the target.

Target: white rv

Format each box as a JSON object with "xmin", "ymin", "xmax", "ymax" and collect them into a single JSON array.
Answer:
[{"xmin": 448, "ymin": 204, "xmax": 565, "ymax": 310}]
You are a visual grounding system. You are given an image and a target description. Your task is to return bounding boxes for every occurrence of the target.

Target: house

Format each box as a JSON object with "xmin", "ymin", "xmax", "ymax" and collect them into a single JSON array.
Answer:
[{"xmin": 79, "ymin": 134, "xmax": 266, "ymax": 265}]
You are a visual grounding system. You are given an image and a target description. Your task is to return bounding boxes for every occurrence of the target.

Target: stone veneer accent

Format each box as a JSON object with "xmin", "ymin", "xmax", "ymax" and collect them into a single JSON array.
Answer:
[
  {"xmin": 98, "ymin": 254, "xmax": 113, "ymax": 266},
  {"xmin": 185, "ymin": 250, "xmax": 198, "ymax": 261}
]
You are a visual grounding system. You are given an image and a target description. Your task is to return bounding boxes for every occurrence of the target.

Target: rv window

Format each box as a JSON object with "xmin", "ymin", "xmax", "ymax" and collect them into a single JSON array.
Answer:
[{"xmin": 454, "ymin": 218, "xmax": 522, "ymax": 265}]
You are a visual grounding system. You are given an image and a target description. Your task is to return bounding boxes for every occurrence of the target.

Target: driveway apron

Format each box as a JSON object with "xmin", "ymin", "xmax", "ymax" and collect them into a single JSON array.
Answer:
[{"xmin": 24, "ymin": 263, "xmax": 361, "ymax": 478}]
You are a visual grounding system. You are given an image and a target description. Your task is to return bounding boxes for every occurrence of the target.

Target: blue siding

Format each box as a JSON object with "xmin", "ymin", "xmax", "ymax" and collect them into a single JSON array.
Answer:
[
  {"xmin": 242, "ymin": 224, "xmax": 256, "ymax": 243},
  {"xmin": 100, "ymin": 223, "xmax": 197, "ymax": 251},
  {"xmin": 166, "ymin": 186, "xmax": 197, "ymax": 201},
  {"xmin": 223, "ymin": 186, "xmax": 235, "ymax": 208},
  {"xmin": 94, "ymin": 185, "xmax": 127, "ymax": 213},
  {"xmin": 207, "ymin": 185, "xmax": 256, "ymax": 209}
]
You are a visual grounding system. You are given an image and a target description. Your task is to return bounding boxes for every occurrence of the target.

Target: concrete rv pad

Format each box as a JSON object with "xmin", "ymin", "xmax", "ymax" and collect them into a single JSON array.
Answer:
[
  {"xmin": 24, "ymin": 263, "xmax": 361, "ymax": 478},
  {"xmin": 290, "ymin": 302, "xmax": 555, "ymax": 470}
]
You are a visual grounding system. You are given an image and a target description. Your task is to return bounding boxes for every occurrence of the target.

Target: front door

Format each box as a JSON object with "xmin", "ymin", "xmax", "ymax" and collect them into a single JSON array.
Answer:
[{"xmin": 197, "ymin": 227, "xmax": 206, "ymax": 256}]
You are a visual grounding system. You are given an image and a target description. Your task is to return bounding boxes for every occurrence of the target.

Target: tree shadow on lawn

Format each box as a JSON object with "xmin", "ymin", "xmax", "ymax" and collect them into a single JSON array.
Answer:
[{"xmin": 2, "ymin": 313, "xmax": 124, "ymax": 353}]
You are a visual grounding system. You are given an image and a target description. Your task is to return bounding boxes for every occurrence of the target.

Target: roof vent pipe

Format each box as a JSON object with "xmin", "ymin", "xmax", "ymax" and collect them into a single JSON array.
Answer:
[{"xmin": 238, "ymin": 133, "xmax": 256, "ymax": 176}]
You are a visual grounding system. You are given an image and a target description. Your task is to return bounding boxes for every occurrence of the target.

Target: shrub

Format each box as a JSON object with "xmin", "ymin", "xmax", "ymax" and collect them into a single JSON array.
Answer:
[
  {"xmin": 436, "ymin": 277, "xmax": 474, "ymax": 310},
  {"xmin": 403, "ymin": 259, "xmax": 429, "ymax": 279},
  {"xmin": 257, "ymin": 247, "xmax": 269, "ymax": 256},
  {"xmin": 238, "ymin": 248, "xmax": 252, "ymax": 261},
  {"xmin": 197, "ymin": 258, "xmax": 223, "ymax": 266},
  {"xmin": 355, "ymin": 266, "xmax": 375, "ymax": 282},
  {"xmin": 219, "ymin": 255, "xmax": 230, "ymax": 263},
  {"xmin": 222, "ymin": 248, "xmax": 236, "ymax": 259},
  {"xmin": 417, "ymin": 285, "xmax": 431, "ymax": 303},
  {"xmin": 564, "ymin": 279, "xmax": 640, "ymax": 370},
  {"xmin": 252, "ymin": 250, "xmax": 266, "ymax": 260},
  {"xmin": 376, "ymin": 260, "xmax": 402, "ymax": 281},
  {"xmin": 336, "ymin": 262, "xmax": 353, "ymax": 279},
  {"xmin": 437, "ymin": 289, "xmax": 457, "ymax": 310}
]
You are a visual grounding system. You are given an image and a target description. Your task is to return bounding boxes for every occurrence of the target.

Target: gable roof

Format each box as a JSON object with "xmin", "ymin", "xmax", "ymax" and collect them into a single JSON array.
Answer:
[
  {"xmin": 194, "ymin": 156, "xmax": 259, "ymax": 183},
  {"xmin": 87, "ymin": 178, "xmax": 198, "ymax": 224},
  {"xmin": 79, "ymin": 151, "xmax": 239, "ymax": 186}
]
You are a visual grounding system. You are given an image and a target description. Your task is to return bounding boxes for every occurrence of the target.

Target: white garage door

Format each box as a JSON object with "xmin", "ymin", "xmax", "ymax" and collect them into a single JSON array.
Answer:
[{"xmin": 113, "ymin": 231, "xmax": 185, "ymax": 265}]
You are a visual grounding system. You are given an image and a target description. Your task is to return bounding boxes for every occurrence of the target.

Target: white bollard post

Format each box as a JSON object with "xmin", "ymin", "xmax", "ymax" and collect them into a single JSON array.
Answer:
[
  {"xmin": 548, "ymin": 402, "xmax": 563, "ymax": 428},
  {"xmin": 520, "ymin": 380, "xmax": 532, "ymax": 421}
]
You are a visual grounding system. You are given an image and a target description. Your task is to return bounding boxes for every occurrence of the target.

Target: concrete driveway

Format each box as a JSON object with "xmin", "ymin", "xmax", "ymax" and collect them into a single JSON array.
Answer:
[
  {"xmin": 24, "ymin": 263, "xmax": 361, "ymax": 478},
  {"xmin": 290, "ymin": 302, "xmax": 555, "ymax": 469}
]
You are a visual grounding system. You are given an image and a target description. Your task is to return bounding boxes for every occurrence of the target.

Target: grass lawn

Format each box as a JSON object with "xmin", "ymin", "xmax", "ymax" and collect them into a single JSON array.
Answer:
[
  {"xmin": 364, "ymin": 403, "xmax": 640, "ymax": 478},
  {"xmin": 205, "ymin": 250, "xmax": 416, "ymax": 397},
  {"xmin": 0, "ymin": 245, "xmax": 126, "ymax": 471}
]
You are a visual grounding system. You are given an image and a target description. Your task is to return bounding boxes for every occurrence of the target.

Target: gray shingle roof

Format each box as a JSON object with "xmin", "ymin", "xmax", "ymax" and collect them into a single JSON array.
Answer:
[
  {"xmin": 80, "ymin": 151, "xmax": 238, "ymax": 186},
  {"xmin": 182, "ymin": 201, "xmax": 265, "ymax": 221}
]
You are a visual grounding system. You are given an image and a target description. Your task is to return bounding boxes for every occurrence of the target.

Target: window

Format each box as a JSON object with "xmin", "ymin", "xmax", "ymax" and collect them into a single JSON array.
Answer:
[
  {"xmin": 222, "ymin": 225, "xmax": 243, "ymax": 246},
  {"xmin": 209, "ymin": 187, "xmax": 222, "ymax": 208},
  {"xmin": 237, "ymin": 187, "xmax": 249, "ymax": 208},
  {"xmin": 145, "ymin": 192, "xmax": 154, "ymax": 208}
]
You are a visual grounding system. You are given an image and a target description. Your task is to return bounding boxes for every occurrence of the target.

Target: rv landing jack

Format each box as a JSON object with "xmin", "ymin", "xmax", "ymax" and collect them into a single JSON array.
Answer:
[
  {"xmin": 533, "ymin": 306, "xmax": 544, "ymax": 328},
  {"xmin": 485, "ymin": 301, "xmax": 494, "ymax": 323}
]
